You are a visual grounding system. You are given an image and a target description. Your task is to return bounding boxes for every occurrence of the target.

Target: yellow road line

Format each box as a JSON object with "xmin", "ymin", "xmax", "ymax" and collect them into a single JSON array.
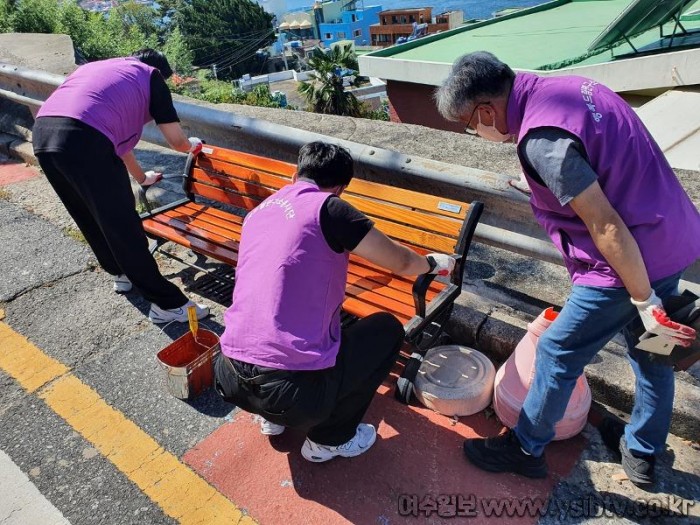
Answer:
[
  {"xmin": 0, "ymin": 323, "xmax": 68, "ymax": 392},
  {"xmin": 0, "ymin": 321, "xmax": 254, "ymax": 525}
]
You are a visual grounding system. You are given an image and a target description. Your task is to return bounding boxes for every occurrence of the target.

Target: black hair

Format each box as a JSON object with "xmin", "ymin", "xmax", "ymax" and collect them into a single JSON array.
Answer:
[
  {"xmin": 132, "ymin": 49, "xmax": 174, "ymax": 80},
  {"xmin": 297, "ymin": 142, "xmax": 354, "ymax": 188}
]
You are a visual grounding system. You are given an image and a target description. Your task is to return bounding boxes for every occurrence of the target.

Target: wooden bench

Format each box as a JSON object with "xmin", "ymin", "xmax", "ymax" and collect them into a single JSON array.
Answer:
[{"xmin": 140, "ymin": 145, "xmax": 483, "ymax": 396}]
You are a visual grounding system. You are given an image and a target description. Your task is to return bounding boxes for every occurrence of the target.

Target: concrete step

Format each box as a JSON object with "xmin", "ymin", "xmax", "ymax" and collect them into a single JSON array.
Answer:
[{"xmin": 445, "ymin": 282, "xmax": 700, "ymax": 442}]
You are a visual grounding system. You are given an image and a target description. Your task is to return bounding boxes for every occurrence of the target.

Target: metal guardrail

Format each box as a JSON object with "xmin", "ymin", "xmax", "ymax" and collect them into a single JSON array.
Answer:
[{"xmin": 1, "ymin": 61, "xmax": 698, "ymax": 288}]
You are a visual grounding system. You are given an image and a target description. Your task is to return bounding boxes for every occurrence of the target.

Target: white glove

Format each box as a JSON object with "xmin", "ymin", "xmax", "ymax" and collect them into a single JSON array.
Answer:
[
  {"xmin": 426, "ymin": 253, "xmax": 456, "ymax": 277},
  {"xmin": 141, "ymin": 170, "xmax": 162, "ymax": 187},
  {"xmin": 188, "ymin": 137, "xmax": 203, "ymax": 155},
  {"xmin": 631, "ymin": 290, "xmax": 696, "ymax": 347}
]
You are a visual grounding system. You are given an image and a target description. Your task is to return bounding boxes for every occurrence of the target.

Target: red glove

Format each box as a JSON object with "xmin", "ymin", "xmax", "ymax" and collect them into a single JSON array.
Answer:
[
  {"xmin": 632, "ymin": 290, "xmax": 697, "ymax": 348},
  {"xmin": 426, "ymin": 254, "xmax": 456, "ymax": 276},
  {"xmin": 188, "ymin": 137, "xmax": 203, "ymax": 155}
]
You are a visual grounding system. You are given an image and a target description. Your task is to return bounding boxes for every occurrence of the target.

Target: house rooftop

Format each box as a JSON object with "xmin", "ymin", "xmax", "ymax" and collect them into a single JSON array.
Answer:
[
  {"xmin": 362, "ymin": 0, "xmax": 700, "ymax": 72},
  {"xmin": 378, "ymin": 8, "xmax": 432, "ymax": 15}
]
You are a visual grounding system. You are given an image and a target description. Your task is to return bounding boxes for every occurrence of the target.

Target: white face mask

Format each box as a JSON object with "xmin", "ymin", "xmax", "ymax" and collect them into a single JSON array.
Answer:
[{"xmin": 476, "ymin": 111, "xmax": 513, "ymax": 143}]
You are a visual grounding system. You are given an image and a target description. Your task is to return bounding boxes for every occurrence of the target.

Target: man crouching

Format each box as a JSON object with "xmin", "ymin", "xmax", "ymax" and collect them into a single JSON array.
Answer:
[{"xmin": 215, "ymin": 141, "xmax": 455, "ymax": 462}]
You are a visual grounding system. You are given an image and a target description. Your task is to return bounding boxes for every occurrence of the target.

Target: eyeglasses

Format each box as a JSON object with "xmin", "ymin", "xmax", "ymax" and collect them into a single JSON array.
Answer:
[{"xmin": 464, "ymin": 102, "xmax": 486, "ymax": 135}]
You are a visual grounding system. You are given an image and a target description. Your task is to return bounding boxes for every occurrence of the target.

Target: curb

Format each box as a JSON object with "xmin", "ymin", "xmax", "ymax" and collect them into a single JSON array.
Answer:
[
  {"xmin": 446, "ymin": 295, "xmax": 700, "ymax": 442},
  {"xmin": 0, "ymin": 133, "xmax": 37, "ymax": 166},
  {"xmin": 4, "ymin": 133, "xmax": 699, "ymax": 442}
]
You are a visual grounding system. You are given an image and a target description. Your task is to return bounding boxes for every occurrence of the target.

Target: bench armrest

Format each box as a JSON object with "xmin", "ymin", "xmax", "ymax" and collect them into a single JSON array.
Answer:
[
  {"xmin": 404, "ymin": 201, "xmax": 484, "ymax": 343},
  {"xmin": 412, "ymin": 254, "xmax": 463, "ymax": 318},
  {"xmin": 412, "ymin": 272, "xmax": 437, "ymax": 319}
]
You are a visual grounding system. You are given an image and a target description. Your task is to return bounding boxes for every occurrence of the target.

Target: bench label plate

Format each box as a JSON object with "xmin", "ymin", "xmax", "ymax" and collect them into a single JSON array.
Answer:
[
  {"xmin": 201, "ymin": 147, "xmax": 214, "ymax": 154},
  {"xmin": 438, "ymin": 202, "xmax": 462, "ymax": 213}
]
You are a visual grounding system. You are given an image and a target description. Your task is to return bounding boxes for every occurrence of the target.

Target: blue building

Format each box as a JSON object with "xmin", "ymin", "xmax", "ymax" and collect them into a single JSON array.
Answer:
[{"xmin": 316, "ymin": 1, "xmax": 382, "ymax": 46}]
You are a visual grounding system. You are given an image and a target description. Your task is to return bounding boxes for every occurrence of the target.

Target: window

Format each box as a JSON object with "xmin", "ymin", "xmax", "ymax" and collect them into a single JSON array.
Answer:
[
  {"xmin": 353, "ymin": 29, "xmax": 362, "ymax": 37},
  {"xmin": 409, "ymin": 15, "xmax": 415, "ymax": 23},
  {"xmin": 351, "ymin": 14, "xmax": 357, "ymax": 22},
  {"xmin": 324, "ymin": 33, "xmax": 333, "ymax": 39},
  {"xmin": 382, "ymin": 17, "xmax": 387, "ymax": 24},
  {"xmin": 392, "ymin": 15, "xmax": 398, "ymax": 23},
  {"xmin": 337, "ymin": 31, "xmax": 346, "ymax": 39}
]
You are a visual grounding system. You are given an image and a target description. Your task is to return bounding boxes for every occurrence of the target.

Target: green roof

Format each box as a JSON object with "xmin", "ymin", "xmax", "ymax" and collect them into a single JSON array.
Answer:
[{"xmin": 366, "ymin": 0, "xmax": 700, "ymax": 70}]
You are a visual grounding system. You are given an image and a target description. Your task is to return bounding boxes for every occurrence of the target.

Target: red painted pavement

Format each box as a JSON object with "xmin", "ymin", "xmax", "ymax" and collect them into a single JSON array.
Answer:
[
  {"xmin": 0, "ymin": 161, "xmax": 39, "ymax": 186},
  {"xmin": 184, "ymin": 377, "xmax": 586, "ymax": 525}
]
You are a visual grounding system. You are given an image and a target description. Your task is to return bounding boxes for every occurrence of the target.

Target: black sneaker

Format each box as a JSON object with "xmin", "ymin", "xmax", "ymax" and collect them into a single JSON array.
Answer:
[
  {"xmin": 620, "ymin": 436, "xmax": 655, "ymax": 485},
  {"xmin": 463, "ymin": 430, "xmax": 547, "ymax": 479}
]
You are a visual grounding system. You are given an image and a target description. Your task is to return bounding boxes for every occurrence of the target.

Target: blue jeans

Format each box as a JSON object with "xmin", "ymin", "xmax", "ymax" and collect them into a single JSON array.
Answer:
[{"xmin": 515, "ymin": 272, "xmax": 683, "ymax": 457}]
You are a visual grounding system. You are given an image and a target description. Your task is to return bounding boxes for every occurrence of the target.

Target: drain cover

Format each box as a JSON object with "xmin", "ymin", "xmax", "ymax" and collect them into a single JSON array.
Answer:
[{"xmin": 190, "ymin": 266, "xmax": 235, "ymax": 306}]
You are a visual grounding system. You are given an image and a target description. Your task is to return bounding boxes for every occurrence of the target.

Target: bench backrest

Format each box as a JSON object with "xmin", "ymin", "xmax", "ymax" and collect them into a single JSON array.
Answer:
[{"xmin": 186, "ymin": 145, "xmax": 478, "ymax": 281}]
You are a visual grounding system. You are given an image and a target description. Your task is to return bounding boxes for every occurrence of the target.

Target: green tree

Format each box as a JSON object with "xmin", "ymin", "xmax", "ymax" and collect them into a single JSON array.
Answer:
[
  {"xmin": 102, "ymin": 6, "xmax": 157, "ymax": 57},
  {"xmin": 155, "ymin": 0, "xmax": 182, "ymax": 26},
  {"xmin": 177, "ymin": 0, "xmax": 274, "ymax": 80},
  {"xmin": 113, "ymin": 1, "xmax": 158, "ymax": 39},
  {"xmin": 9, "ymin": 0, "xmax": 59, "ymax": 33},
  {"xmin": 0, "ymin": 0, "xmax": 13, "ymax": 32},
  {"xmin": 1, "ymin": 0, "xmax": 155, "ymax": 60},
  {"xmin": 57, "ymin": 1, "xmax": 93, "ymax": 51},
  {"xmin": 245, "ymin": 84, "xmax": 282, "ymax": 108},
  {"xmin": 162, "ymin": 26, "xmax": 193, "ymax": 76},
  {"xmin": 298, "ymin": 45, "xmax": 363, "ymax": 117}
]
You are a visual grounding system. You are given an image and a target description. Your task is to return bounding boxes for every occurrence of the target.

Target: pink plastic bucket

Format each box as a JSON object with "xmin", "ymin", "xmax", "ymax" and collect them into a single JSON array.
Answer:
[{"xmin": 493, "ymin": 307, "xmax": 591, "ymax": 440}]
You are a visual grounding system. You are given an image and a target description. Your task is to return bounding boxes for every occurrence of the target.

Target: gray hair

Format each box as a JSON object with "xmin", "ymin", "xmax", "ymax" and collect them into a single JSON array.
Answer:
[{"xmin": 434, "ymin": 51, "xmax": 515, "ymax": 121}]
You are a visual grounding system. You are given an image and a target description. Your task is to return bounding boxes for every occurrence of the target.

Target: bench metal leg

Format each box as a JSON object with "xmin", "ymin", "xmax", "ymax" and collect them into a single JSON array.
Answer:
[
  {"xmin": 148, "ymin": 238, "xmax": 166, "ymax": 256},
  {"xmin": 147, "ymin": 237, "xmax": 236, "ymax": 287},
  {"xmin": 396, "ymin": 303, "xmax": 455, "ymax": 405},
  {"xmin": 408, "ymin": 303, "xmax": 454, "ymax": 351}
]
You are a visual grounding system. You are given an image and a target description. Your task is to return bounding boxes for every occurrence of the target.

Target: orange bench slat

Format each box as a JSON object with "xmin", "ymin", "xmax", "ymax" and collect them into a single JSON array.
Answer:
[
  {"xmin": 197, "ymin": 146, "xmax": 297, "ymax": 178},
  {"xmin": 144, "ymin": 146, "xmax": 475, "ymax": 326},
  {"xmin": 346, "ymin": 177, "xmax": 468, "ymax": 221},
  {"xmin": 143, "ymin": 219, "xmax": 239, "ymax": 266}
]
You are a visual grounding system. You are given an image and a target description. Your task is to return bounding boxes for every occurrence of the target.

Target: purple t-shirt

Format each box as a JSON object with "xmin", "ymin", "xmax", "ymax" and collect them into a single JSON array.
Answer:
[{"xmin": 37, "ymin": 58, "xmax": 154, "ymax": 156}]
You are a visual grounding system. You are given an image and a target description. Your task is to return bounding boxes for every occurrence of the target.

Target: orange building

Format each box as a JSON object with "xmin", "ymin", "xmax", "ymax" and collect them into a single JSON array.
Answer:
[{"xmin": 369, "ymin": 8, "xmax": 463, "ymax": 47}]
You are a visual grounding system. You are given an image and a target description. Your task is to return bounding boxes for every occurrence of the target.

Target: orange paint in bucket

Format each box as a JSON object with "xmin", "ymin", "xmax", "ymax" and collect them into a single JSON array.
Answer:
[{"xmin": 156, "ymin": 329, "xmax": 220, "ymax": 400}]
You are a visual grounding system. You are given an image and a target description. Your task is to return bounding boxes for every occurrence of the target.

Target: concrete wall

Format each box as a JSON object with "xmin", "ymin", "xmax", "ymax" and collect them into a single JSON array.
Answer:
[
  {"xmin": 387, "ymin": 80, "xmax": 462, "ymax": 132},
  {"xmin": 292, "ymin": 70, "xmax": 314, "ymax": 82},
  {"xmin": 239, "ymin": 70, "xmax": 318, "ymax": 91},
  {"xmin": 0, "ymin": 33, "xmax": 78, "ymax": 139}
]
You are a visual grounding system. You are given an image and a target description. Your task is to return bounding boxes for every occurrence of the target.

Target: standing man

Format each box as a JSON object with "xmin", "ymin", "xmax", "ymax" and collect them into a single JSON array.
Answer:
[
  {"xmin": 32, "ymin": 49, "xmax": 208, "ymax": 324},
  {"xmin": 435, "ymin": 51, "xmax": 699, "ymax": 483},
  {"xmin": 215, "ymin": 141, "xmax": 455, "ymax": 463}
]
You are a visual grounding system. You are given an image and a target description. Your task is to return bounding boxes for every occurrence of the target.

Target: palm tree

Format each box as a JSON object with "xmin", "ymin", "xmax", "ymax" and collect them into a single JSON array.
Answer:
[{"xmin": 298, "ymin": 45, "xmax": 363, "ymax": 117}]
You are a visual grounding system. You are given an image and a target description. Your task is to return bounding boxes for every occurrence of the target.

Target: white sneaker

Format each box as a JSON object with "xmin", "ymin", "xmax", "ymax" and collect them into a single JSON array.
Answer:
[
  {"xmin": 148, "ymin": 300, "xmax": 210, "ymax": 324},
  {"xmin": 113, "ymin": 274, "xmax": 132, "ymax": 294},
  {"xmin": 301, "ymin": 423, "xmax": 377, "ymax": 463},
  {"xmin": 260, "ymin": 418, "xmax": 285, "ymax": 436}
]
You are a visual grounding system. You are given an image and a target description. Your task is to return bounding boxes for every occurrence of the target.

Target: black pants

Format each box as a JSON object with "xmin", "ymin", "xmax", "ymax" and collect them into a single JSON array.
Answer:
[
  {"xmin": 215, "ymin": 312, "xmax": 405, "ymax": 446},
  {"xmin": 33, "ymin": 118, "xmax": 187, "ymax": 309}
]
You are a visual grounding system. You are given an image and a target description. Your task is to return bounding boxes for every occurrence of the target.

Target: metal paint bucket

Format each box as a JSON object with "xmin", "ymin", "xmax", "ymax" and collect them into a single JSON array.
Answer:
[{"xmin": 156, "ymin": 329, "xmax": 220, "ymax": 400}]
